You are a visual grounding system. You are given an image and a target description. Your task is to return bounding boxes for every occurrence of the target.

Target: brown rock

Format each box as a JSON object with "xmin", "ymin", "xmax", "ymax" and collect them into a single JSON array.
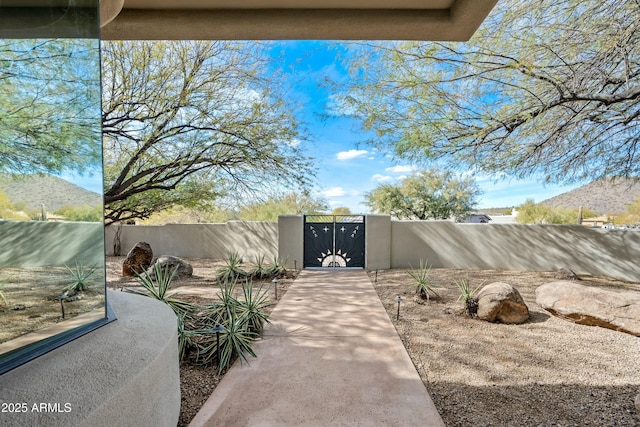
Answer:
[
  {"xmin": 477, "ymin": 282, "xmax": 529, "ymax": 324},
  {"xmin": 536, "ymin": 281, "xmax": 640, "ymax": 336},
  {"xmin": 635, "ymin": 392, "xmax": 640, "ymax": 421},
  {"xmin": 122, "ymin": 242, "xmax": 153, "ymax": 276},
  {"xmin": 554, "ymin": 268, "xmax": 578, "ymax": 280}
]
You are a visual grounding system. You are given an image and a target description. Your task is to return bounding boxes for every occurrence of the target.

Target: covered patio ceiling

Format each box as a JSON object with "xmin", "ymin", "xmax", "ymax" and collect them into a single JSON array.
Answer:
[{"xmin": 100, "ymin": 0, "xmax": 498, "ymax": 41}]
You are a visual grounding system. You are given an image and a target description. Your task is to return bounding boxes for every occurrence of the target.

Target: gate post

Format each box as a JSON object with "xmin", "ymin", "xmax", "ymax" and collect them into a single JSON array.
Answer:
[
  {"xmin": 278, "ymin": 215, "xmax": 304, "ymax": 269},
  {"xmin": 365, "ymin": 215, "xmax": 391, "ymax": 270}
]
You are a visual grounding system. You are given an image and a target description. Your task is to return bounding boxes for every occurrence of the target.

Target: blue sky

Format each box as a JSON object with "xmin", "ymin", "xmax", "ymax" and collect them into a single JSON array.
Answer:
[
  {"xmin": 62, "ymin": 41, "xmax": 584, "ymax": 212},
  {"xmin": 270, "ymin": 41, "xmax": 584, "ymax": 213}
]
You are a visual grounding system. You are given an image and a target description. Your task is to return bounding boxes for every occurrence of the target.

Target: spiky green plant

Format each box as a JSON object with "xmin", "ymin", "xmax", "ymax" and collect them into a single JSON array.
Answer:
[
  {"xmin": 216, "ymin": 251, "xmax": 247, "ymax": 282},
  {"xmin": 248, "ymin": 255, "xmax": 269, "ymax": 280},
  {"xmin": 408, "ymin": 260, "xmax": 438, "ymax": 301},
  {"xmin": 217, "ymin": 307, "xmax": 258, "ymax": 373},
  {"xmin": 266, "ymin": 256, "xmax": 288, "ymax": 278},
  {"xmin": 177, "ymin": 313, "xmax": 197, "ymax": 362},
  {"xmin": 206, "ymin": 278, "xmax": 239, "ymax": 324},
  {"xmin": 129, "ymin": 263, "xmax": 195, "ymax": 316},
  {"xmin": 62, "ymin": 261, "xmax": 98, "ymax": 295},
  {"xmin": 456, "ymin": 278, "xmax": 481, "ymax": 317},
  {"xmin": 238, "ymin": 281, "xmax": 272, "ymax": 335}
]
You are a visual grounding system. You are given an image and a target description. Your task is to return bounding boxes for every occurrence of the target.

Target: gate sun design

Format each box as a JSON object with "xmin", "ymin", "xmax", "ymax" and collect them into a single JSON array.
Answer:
[{"xmin": 303, "ymin": 215, "xmax": 365, "ymax": 268}]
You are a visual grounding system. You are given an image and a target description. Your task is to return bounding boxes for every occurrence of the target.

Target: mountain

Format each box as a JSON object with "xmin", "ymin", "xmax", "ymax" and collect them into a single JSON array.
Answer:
[
  {"xmin": 0, "ymin": 174, "xmax": 102, "ymax": 212},
  {"xmin": 540, "ymin": 177, "xmax": 640, "ymax": 214}
]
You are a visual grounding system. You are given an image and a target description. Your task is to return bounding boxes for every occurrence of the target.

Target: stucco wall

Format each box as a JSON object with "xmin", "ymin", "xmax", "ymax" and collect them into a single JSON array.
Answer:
[
  {"xmin": 278, "ymin": 215, "xmax": 303, "ymax": 269},
  {"xmin": 108, "ymin": 218, "xmax": 640, "ymax": 282},
  {"xmin": 0, "ymin": 220, "xmax": 104, "ymax": 267},
  {"xmin": 0, "ymin": 291, "xmax": 180, "ymax": 427},
  {"xmin": 106, "ymin": 221, "xmax": 279, "ymax": 260},
  {"xmin": 365, "ymin": 215, "xmax": 391, "ymax": 270},
  {"xmin": 390, "ymin": 221, "xmax": 640, "ymax": 282}
]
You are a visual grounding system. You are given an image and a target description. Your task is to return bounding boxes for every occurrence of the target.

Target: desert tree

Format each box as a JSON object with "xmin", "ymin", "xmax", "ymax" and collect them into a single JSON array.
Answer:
[
  {"xmin": 364, "ymin": 169, "xmax": 480, "ymax": 220},
  {"xmin": 515, "ymin": 199, "xmax": 579, "ymax": 224},
  {"xmin": 102, "ymin": 41, "xmax": 314, "ymax": 224},
  {"xmin": 338, "ymin": 0, "xmax": 640, "ymax": 184},
  {"xmin": 0, "ymin": 39, "xmax": 101, "ymax": 174},
  {"xmin": 238, "ymin": 191, "xmax": 328, "ymax": 221}
]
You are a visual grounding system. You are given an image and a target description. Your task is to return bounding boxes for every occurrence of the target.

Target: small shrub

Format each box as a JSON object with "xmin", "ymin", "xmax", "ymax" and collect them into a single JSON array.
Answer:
[
  {"xmin": 456, "ymin": 278, "xmax": 480, "ymax": 317},
  {"xmin": 408, "ymin": 260, "xmax": 439, "ymax": 301},
  {"xmin": 63, "ymin": 261, "xmax": 98, "ymax": 296},
  {"xmin": 216, "ymin": 251, "xmax": 247, "ymax": 282}
]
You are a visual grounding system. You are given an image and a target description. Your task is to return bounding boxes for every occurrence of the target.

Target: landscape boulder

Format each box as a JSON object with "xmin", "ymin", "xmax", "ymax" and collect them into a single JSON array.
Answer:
[
  {"xmin": 146, "ymin": 255, "xmax": 193, "ymax": 278},
  {"xmin": 554, "ymin": 268, "xmax": 578, "ymax": 280},
  {"xmin": 122, "ymin": 242, "xmax": 153, "ymax": 277},
  {"xmin": 536, "ymin": 281, "xmax": 640, "ymax": 337},
  {"xmin": 476, "ymin": 282, "xmax": 529, "ymax": 324}
]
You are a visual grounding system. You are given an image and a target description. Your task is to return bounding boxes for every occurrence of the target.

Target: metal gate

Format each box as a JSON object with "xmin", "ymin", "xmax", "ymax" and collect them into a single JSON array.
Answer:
[{"xmin": 303, "ymin": 215, "xmax": 365, "ymax": 268}]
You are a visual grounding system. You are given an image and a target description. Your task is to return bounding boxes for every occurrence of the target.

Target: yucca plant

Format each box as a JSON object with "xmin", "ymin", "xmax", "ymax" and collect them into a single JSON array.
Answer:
[
  {"xmin": 217, "ymin": 307, "xmax": 258, "ymax": 373},
  {"xmin": 456, "ymin": 278, "xmax": 481, "ymax": 317},
  {"xmin": 238, "ymin": 281, "xmax": 272, "ymax": 335},
  {"xmin": 216, "ymin": 251, "xmax": 247, "ymax": 282},
  {"xmin": 408, "ymin": 260, "xmax": 439, "ymax": 301},
  {"xmin": 248, "ymin": 255, "xmax": 270, "ymax": 280},
  {"xmin": 129, "ymin": 263, "xmax": 195, "ymax": 316},
  {"xmin": 62, "ymin": 260, "xmax": 98, "ymax": 296},
  {"xmin": 206, "ymin": 278, "xmax": 239, "ymax": 324},
  {"xmin": 177, "ymin": 313, "xmax": 197, "ymax": 362},
  {"xmin": 266, "ymin": 256, "xmax": 288, "ymax": 278}
]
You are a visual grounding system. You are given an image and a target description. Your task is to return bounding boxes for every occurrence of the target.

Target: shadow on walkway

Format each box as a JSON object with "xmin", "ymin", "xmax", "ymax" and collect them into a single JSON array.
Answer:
[{"xmin": 189, "ymin": 269, "xmax": 445, "ymax": 427}]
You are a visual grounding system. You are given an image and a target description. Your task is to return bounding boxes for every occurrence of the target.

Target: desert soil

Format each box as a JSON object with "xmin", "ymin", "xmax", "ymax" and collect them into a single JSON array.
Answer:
[
  {"xmin": 107, "ymin": 258, "xmax": 640, "ymax": 426},
  {"xmin": 0, "ymin": 266, "xmax": 104, "ymax": 345}
]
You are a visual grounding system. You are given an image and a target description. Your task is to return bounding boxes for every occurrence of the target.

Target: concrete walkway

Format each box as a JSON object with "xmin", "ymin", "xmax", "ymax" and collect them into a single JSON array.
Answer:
[{"xmin": 189, "ymin": 269, "xmax": 445, "ymax": 427}]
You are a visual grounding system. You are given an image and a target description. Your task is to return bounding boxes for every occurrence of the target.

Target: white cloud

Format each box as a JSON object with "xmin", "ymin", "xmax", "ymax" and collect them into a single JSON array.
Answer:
[
  {"xmin": 385, "ymin": 165, "xmax": 418, "ymax": 174},
  {"xmin": 322, "ymin": 187, "xmax": 347, "ymax": 197},
  {"xmin": 285, "ymin": 138, "xmax": 301, "ymax": 148},
  {"xmin": 336, "ymin": 149, "xmax": 369, "ymax": 161},
  {"xmin": 371, "ymin": 174, "xmax": 394, "ymax": 183}
]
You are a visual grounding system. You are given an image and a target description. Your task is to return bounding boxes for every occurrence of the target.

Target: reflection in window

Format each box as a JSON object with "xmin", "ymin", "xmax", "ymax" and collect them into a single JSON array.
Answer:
[{"xmin": 0, "ymin": 1, "xmax": 109, "ymax": 374}]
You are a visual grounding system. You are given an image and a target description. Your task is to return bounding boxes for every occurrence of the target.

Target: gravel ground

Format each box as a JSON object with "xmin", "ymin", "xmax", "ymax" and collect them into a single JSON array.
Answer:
[
  {"xmin": 106, "ymin": 257, "xmax": 291, "ymax": 427},
  {"xmin": 372, "ymin": 268, "xmax": 640, "ymax": 427},
  {"xmin": 107, "ymin": 258, "xmax": 640, "ymax": 426}
]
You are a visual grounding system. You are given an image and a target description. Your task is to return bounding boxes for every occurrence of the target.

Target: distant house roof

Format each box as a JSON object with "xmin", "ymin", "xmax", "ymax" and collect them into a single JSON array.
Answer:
[{"xmin": 464, "ymin": 213, "xmax": 492, "ymax": 223}]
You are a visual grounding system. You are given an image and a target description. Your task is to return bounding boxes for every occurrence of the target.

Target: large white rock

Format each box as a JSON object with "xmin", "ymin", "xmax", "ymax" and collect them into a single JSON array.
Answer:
[{"xmin": 536, "ymin": 281, "xmax": 640, "ymax": 336}]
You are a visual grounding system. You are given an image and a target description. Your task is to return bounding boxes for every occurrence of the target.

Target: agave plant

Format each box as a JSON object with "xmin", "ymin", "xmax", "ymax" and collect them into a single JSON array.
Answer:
[
  {"xmin": 206, "ymin": 278, "xmax": 239, "ymax": 324},
  {"xmin": 248, "ymin": 255, "xmax": 270, "ymax": 280},
  {"xmin": 216, "ymin": 307, "xmax": 258, "ymax": 373},
  {"xmin": 238, "ymin": 281, "xmax": 272, "ymax": 335},
  {"xmin": 266, "ymin": 256, "xmax": 288, "ymax": 278},
  {"xmin": 456, "ymin": 278, "xmax": 481, "ymax": 317},
  {"xmin": 408, "ymin": 260, "xmax": 439, "ymax": 301},
  {"xmin": 62, "ymin": 261, "xmax": 98, "ymax": 296},
  {"xmin": 129, "ymin": 263, "xmax": 195, "ymax": 316},
  {"xmin": 216, "ymin": 251, "xmax": 247, "ymax": 283}
]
